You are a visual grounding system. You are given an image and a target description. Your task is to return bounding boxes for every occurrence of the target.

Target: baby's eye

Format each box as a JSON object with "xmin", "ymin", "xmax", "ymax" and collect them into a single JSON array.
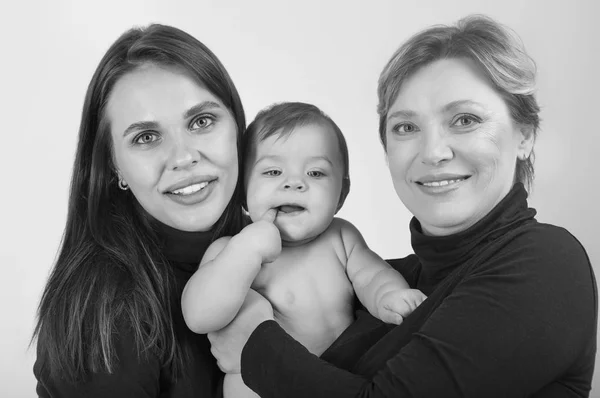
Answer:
[
  {"xmin": 307, "ymin": 170, "xmax": 325, "ymax": 178},
  {"xmin": 263, "ymin": 170, "xmax": 282, "ymax": 177},
  {"xmin": 134, "ymin": 132, "xmax": 159, "ymax": 145},
  {"xmin": 190, "ymin": 115, "xmax": 215, "ymax": 130},
  {"xmin": 392, "ymin": 122, "xmax": 419, "ymax": 135}
]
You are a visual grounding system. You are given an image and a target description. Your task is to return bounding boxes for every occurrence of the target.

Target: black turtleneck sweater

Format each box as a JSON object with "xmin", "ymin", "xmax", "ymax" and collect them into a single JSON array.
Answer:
[
  {"xmin": 34, "ymin": 223, "xmax": 222, "ymax": 398},
  {"xmin": 241, "ymin": 184, "xmax": 597, "ymax": 397}
]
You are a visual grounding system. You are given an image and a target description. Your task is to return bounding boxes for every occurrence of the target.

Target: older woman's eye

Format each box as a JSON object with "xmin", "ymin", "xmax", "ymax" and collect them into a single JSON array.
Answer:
[
  {"xmin": 134, "ymin": 132, "xmax": 159, "ymax": 145},
  {"xmin": 392, "ymin": 122, "xmax": 419, "ymax": 135},
  {"xmin": 452, "ymin": 114, "xmax": 481, "ymax": 128},
  {"xmin": 190, "ymin": 115, "xmax": 215, "ymax": 130}
]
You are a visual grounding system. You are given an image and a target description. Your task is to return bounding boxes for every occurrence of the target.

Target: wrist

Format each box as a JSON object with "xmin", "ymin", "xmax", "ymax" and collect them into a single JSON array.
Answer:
[
  {"xmin": 241, "ymin": 319, "xmax": 279, "ymax": 374},
  {"xmin": 371, "ymin": 284, "xmax": 390, "ymax": 315},
  {"xmin": 229, "ymin": 233, "xmax": 263, "ymax": 271}
]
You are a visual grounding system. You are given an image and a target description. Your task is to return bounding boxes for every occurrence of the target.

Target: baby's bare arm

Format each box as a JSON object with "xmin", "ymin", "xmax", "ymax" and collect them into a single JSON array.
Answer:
[
  {"xmin": 340, "ymin": 218, "xmax": 425, "ymax": 323},
  {"xmin": 181, "ymin": 236, "xmax": 261, "ymax": 334},
  {"xmin": 182, "ymin": 215, "xmax": 281, "ymax": 334}
]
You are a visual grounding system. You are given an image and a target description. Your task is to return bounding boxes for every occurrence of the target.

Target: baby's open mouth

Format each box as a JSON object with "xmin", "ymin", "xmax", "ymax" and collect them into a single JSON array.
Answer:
[{"xmin": 276, "ymin": 204, "xmax": 306, "ymax": 214}]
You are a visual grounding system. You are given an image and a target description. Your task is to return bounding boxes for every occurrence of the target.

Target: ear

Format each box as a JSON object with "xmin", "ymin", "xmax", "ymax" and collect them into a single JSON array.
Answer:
[
  {"xmin": 115, "ymin": 170, "xmax": 125, "ymax": 185},
  {"xmin": 516, "ymin": 124, "xmax": 535, "ymax": 160},
  {"xmin": 335, "ymin": 177, "xmax": 351, "ymax": 214}
]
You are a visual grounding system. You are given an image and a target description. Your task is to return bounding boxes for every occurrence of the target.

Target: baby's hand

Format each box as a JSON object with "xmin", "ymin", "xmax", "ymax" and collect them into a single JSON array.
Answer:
[
  {"xmin": 237, "ymin": 209, "xmax": 281, "ymax": 264},
  {"xmin": 376, "ymin": 289, "xmax": 427, "ymax": 325}
]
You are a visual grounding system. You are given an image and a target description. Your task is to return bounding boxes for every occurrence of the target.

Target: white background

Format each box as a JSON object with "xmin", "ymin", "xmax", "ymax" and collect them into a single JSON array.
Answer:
[{"xmin": 1, "ymin": 0, "xmax": 599, "ymax": 396}]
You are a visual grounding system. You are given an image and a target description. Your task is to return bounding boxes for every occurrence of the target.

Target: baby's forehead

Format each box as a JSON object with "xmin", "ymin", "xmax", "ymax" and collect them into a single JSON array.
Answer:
[{"xmin": 256, "ymin": 123, "xmax": 343, "ymax": 161}]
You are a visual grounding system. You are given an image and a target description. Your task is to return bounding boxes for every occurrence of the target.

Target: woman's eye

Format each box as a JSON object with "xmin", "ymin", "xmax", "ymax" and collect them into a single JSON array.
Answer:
[
  {"xmin": 452, "ymin": 114, "xmax": 480, "ymax": 128},
  {"xmin": 392, "ymin": 123, "xmax": 419, "ymax": 135},
  {"xmin": 263, "ymin": 170, "xmax": 282, "ymax": 177},
  {"xmin": 191, "ymin": 115, "xmax": 215, "ymax": 130},
  {"xmin": 307, "ymin": 170, "xmax": 324, "ymax": 178},
  {"xmin": 134, "ymin": 132, "xmax": 159, "ymax": 145}
]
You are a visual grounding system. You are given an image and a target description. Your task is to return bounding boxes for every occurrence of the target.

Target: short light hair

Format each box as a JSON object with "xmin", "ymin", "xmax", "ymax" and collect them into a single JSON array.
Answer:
[
  {"xmin": 378, "ymin": 14, "xmax": 540, "ymax": 190},
  {"xmin": 243, "ymin": 102, "xmax": 351, "ymax": 212}
]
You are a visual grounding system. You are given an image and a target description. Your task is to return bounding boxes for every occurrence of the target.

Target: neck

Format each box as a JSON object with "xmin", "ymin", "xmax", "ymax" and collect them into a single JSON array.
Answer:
[
  {"xmin": 152, "ymin": 219, "xmax": 214, "ymax": 265},
  {"xmin": 282, "ymin": 235, "xmax": 320, "ymax": 247}
]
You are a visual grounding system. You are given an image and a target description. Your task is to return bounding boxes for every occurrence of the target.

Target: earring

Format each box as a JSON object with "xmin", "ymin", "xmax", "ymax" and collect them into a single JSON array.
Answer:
[{"xmin": 118, "ymin": 178, "xmax": 129, "ymax": 191}]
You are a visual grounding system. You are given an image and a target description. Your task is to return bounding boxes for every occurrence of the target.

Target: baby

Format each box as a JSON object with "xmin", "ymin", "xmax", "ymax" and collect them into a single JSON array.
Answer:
[{"xmin": 182, "ymin": 102, "xmax": 426, "ymax": 397}]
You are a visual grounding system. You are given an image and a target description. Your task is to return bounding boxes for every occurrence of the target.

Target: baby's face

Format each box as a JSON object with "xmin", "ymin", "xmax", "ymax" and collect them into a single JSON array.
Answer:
[{"xmin": 246, "ymin": 123, "xmax": 344, "ymax": 246}]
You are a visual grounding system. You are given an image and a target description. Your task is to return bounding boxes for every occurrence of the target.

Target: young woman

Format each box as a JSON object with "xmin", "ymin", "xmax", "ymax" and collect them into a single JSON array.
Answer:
[{"xmin": 33, "ymin": 24, "xmax": 246, "ymax": 397}]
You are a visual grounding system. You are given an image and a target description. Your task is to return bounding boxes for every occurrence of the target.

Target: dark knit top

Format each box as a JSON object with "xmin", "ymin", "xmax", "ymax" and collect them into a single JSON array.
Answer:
[
  {"xmin": 241, "ymin": 183, "xmax": 597, "ymax": 397},
  {"xmin": 34, "ymin": 223, "xmax": 222, "ymax": 398}
]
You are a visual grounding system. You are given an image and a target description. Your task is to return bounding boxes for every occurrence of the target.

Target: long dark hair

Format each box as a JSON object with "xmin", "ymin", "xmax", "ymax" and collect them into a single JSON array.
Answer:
[{"xmin": 33, "ymin": 24, "xmax": 246, "ymax": 382}]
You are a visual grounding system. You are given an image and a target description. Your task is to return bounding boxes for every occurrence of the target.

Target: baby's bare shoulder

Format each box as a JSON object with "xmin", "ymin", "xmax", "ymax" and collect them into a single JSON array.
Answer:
[
  {"xmin": 313, "ymin": 218, "xmax": 353, "ymax": 248},
  {"xmin": 313, "ymin": 218, "xmax": 362, "ymax": 262},
  {"xmin": 325, "ymin": 217, "xmax": 360, "ymax": 237},
  {"xmin": 329, "ymin": 217, "xmax": 365, "ymax": 245}
]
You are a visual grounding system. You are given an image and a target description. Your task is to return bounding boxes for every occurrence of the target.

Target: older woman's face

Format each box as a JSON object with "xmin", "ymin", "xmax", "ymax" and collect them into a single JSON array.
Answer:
[
  {"xmin": 107, "ymin": 64, "xmax": 238, "ymax": 232},
  {"xmin": 385, "ymin": 58, "xmax": 533, "ymax": 236}
]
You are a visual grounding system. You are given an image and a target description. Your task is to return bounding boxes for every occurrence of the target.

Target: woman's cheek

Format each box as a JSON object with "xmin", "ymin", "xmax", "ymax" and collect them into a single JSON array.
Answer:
[
  {"xmin": 119, "ymin": 152, "xmax": 161, "ymax": 193},
  {"xmin": 386, "ymin": 142, "xmax": 412, "ymax": 180}
]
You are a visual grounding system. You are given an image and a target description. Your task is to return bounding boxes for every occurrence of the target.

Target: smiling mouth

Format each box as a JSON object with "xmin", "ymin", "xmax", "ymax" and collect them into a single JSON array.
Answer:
[
  {"xmin": 168, "ymin": 181, "xmax": 211, "ymax": 196},
  {"xmin": 416, "ymin": 176, "xmax": 471, "ymax": 187}
]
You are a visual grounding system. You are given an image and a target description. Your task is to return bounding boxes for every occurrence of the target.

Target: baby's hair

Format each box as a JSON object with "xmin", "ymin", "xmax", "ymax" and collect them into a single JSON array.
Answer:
[{"xmin": 243, "ymin": 102, "xmax": 351, "ymax": 211}]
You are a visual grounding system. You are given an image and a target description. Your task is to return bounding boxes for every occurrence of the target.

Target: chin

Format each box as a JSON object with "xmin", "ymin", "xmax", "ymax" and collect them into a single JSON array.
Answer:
[
  {"xmin": 280, "ymin": 229, "xmax": 308, "ymax": 242},
  {"xmin": 167, "ymin": 211, "xmax": 219, "ymax": 232},
  {"xmin": 279, "ymin": 225, "xmax": 320, "ymax": 245},
  {"xmin": 418, "ymin": 211, "xmax": 476, "ymax": 236},
  {"xmin": 170, "ymin": 220, "xmax": 214, "ymax": 232}
]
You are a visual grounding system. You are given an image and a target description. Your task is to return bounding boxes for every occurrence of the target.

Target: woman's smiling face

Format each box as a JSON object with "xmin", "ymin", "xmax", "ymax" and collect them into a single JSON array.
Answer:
[
  {"xmin": 107, "ymin": 64, "xmax": 239, "ymax": 232},
  {"xmin": 385, "ymin": 58, "xmax": 534, "ymax": 236}
]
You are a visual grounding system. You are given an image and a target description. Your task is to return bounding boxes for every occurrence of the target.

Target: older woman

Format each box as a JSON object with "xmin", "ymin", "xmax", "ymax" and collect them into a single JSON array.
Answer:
[
  {"xmin": 209, "ymin": 15, "xmax": 597, "ymax": 397},
  {"xmin": 33, "ymin": 25, "xmax": 247, "ymax": 397}
]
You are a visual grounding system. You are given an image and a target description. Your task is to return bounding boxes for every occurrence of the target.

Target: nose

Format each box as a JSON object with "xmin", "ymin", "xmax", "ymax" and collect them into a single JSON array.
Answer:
[
  {"xmin": 282, "ymin": 176, "xmax": 307, "ymax": 192},
  {"xmin": 168, "ymin": 135, "xmax": 200, "ymax": 171},
  {"xmin": 420, "ymin": 127, "xmax": 453, "ymax": 166}
]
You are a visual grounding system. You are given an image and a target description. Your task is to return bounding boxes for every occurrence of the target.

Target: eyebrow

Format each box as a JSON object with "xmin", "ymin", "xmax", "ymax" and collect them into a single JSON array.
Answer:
[
  {"xmin": 183, "ymin": 101, "xmax": 222, "ymax": 119},
  {"xmin": 442, "ymin": 99, "xmax": 487, "ymax": 113},
  {"xmin": 387, "ymin": 109, "xmax": 417, "ymax": 121},
  {"xmin": 309, "ymin": 155, "xmax": 334, "ymax": 166},
  {"xmin": 254, "ymin": 155, "xmax": 334, "ymax": 167},
  {"xmin": 386, "ymin": 99, "xmax": 487, "ymax": 121},
  {"xmin": 253, "ymin": 154, "xmax": 281, "ymax": 166},
  {"xmin": 123, "ymin": 121, "xmax": 159, "ymax": 137},
  {"xmin": 122, "ymin": 101, "xmax": 223, "ymax": 137}
]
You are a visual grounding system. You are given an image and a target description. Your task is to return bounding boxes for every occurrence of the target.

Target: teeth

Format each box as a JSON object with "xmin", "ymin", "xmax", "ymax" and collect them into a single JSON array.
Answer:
[
  {"xmin": 172, "ymin": 181, "xmax": 209, "ymax": 195},
  {"xmin": 422, "ymin": 178, "xmax": 465, "ymax": 187}
]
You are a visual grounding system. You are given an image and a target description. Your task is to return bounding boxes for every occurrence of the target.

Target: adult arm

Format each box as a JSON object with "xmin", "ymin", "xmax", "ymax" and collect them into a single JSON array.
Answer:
[{"xmin": 241, "ymin": 226, "xmax": 596, "ymax": 397}]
